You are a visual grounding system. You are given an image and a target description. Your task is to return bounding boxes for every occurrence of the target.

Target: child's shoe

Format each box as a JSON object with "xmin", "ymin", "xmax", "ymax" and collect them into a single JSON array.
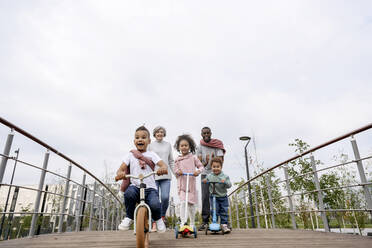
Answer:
[
  {"xmin": 221, "ymin": 224, "xmax": 231, "ymax": 233},
  {"xmin": 198, "ymin": 223, "xmax": 207, "ymax": 231},
  {"xmin": 156, "ymin": 218, "xmax": 166, "ymax": 233},
  {"xmin": 118, "ymin": 217, "xmax": 133, "ymax": 231}
]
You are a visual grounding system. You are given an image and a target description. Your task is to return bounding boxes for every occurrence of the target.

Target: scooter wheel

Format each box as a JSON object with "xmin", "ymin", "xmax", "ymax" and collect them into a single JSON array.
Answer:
[
  {"xmin": 193, "ymin": 226, "xmax": 197, "ymax": 238},
  {"xmin": 205, "ymin": 228, "xmax": 208, "ymax": 235},
  {"xmin": 175, "ymin": 226, "xmax": 179, "ymax": 239}
]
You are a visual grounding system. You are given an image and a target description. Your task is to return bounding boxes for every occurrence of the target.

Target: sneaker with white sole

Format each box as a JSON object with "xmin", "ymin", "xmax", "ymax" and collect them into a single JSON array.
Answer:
[
  {"xmin": 222, "ymin": 224, "xmax": 231, "ymax": 233},
  {"xmin": 155, "ymin": 218, "xmax": 166, "ymax": 233},
  {"xmin": 118, "ymin": 217, "xmax": 133, "ymax": 231}
]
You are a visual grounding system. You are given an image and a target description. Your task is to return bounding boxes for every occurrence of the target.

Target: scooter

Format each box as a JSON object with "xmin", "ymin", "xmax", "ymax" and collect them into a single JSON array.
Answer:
[
  {"xmin": 175, "ymin": 173, "xmax": 197, "ymax": 239},
  {"xmin": 205, "ymin": 181, "xmax": 224, "ymax": 235}
]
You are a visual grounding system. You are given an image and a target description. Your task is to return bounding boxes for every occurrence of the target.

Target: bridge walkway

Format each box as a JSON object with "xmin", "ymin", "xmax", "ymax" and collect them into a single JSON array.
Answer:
[{"xmin": 1, "ymin": 229, "xmax": 371, "ymax": 248}]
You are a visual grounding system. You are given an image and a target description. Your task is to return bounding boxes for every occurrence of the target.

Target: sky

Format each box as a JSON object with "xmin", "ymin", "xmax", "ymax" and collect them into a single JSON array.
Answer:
[{"xmin": 1, "ymin": 0, "xmax": 371, "ymax": 204}]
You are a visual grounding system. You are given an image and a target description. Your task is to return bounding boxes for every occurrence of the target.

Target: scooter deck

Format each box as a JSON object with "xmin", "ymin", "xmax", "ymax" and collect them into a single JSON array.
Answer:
[{"xmin": 179, "ymin": 225, "xmax": 194, "ymax": 233}]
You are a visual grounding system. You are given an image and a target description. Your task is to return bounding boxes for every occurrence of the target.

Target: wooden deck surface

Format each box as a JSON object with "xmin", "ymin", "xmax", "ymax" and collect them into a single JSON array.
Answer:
[{"xmin": 1, "ymin": 229, "xmax": 371, "ymax": 248}]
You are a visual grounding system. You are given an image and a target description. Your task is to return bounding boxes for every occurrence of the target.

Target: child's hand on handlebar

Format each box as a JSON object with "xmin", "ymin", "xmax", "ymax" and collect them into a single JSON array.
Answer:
[
  {"xmin": 202, "ymin": 178, "xmax": 207, "ymax": 183},
  {"xmin": 176, "ymin": 169, "xmax": 183, "ymax": 176},
  {"xmin": 193, "ymin": 170, "xmax": 200, "ymax": 176},
  {"xmin": 221, "ymin": 179, "xmax": 225, "ymax": 183},
  {"xmin": 115, "ymin": 171, "xmax": 127, "ymax": 181},
  {"xmin": 156, "ymin": 167, "xmax": 168, "ymax": 176}
]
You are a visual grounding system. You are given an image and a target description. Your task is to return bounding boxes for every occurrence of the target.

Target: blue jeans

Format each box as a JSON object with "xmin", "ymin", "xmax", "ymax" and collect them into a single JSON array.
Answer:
[
  {"xmin": 124, "ymin": 185, "xmax": 161, "ymax": 221},
  {"xmin": 156, "ymin": 179, "xmax": 171, "ymax": 217},
  {"xmin": 210, "ymin": 195, "xmax": 229, "ymax": 224}
]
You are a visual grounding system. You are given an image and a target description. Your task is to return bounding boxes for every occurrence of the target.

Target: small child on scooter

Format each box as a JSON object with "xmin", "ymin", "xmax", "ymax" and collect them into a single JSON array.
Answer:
[
  {"xmin": 203, "ymin": 157, "xmax": 232, "ymax": 233},
  {"xmin": 174, "ymin": 134, "xmax": 204, "ymax": 229},
  {"xmin": 116, "ymin": 126, "xmax": 168, "ymax": 232}
]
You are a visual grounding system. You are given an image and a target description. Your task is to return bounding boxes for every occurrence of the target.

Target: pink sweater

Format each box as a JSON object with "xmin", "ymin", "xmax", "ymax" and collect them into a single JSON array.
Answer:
[{"xmin": 174, "ymin": 153, "xmax": 204, "ymax": 204}]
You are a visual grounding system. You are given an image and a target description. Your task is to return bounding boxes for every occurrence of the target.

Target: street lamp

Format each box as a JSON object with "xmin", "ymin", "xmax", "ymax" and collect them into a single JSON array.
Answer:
[{"xmin": 239, "ymin": 136, "xmax": 255, "ymax": 228}]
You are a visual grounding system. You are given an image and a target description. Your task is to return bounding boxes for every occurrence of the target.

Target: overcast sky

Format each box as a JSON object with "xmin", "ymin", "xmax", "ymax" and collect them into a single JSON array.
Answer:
[{"xmin": 1, "ymin": 1, "xmax": 371, "ymax": 202}]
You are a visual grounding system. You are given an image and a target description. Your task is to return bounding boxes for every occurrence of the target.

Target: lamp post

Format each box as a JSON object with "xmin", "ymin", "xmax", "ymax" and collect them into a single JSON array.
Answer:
[{"xmin": 239, "ymin": 136, "xmax": 255, "ymax": 228}]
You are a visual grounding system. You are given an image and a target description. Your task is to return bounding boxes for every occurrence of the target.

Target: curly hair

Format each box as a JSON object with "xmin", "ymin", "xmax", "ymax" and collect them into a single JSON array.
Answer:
[{"xmin": 174, "ymin": 134, "xmax": 196, "ymax": 154}]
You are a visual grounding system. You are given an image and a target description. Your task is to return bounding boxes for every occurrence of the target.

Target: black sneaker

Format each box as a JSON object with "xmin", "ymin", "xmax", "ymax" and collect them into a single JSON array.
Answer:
[{"xmin": 198, "ymin": 223, "xmax": 207, "ymax": 231}]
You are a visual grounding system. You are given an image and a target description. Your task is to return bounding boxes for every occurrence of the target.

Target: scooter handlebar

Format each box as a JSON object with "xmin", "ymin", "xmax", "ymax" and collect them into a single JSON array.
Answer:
[
  {"xmin": 203, "ymin": 181, "xmax": 224, "ymax": 184},
  {"xmin": 182, "ymin": 173, "xmax": 195, "ymax": 176}
]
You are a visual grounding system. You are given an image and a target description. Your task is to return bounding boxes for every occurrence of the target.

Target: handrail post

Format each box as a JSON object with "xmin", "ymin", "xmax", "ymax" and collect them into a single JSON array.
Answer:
[
  {"xmin": 29, "ymin": 151, "xmax": 50, "ymax": 237},
  {"xmin": 0, "ymin": 130, "xmax": 14, "ymax": 184},
  {"xmin": 265, "ymin": 176, "xmax": 276, "ymax": 228},
  {"xmin": 259, "ymin": 186, "xmax": 269, "ymax": 229},
  {"xmin": 67, "ymin": 185, "xmax": 76, "ymax": 231},
  {"xmin": 98, "ymin": 188, "xmax": 103, "ymax": 231},
  {"xmin": 111, "ymin": 201, "xmax": 115, "ymax": 230},
  {"xmin": 252, "ymin": 183, "xmax": 260, "ymax": 228},
  {"xmin": 76, "ymin": 173, "xmax": 86, "ymax": 231},
  {"xmin": 283, "ymin": 166, "xmax": 297, "ymax": 229},
  {"xmin": 74, "ymin": 185, "xmax": 81, "ymax": 230},
  {"xmin": 350, "ymin": 136, "xmax": 372, "ymax": 214},
  {"xmin": 105, "ymin": 200, "xmax": 110, "ymax": 230},
  {"xmin": 310, "ymin": 154, "xmax": 330, "ymax": 232},
  {"xmin": 242, "ymin": 190, "xmax": 248, "ymax": 228},
  {"xmin": 116, "ymin": 201, "xmax": 120, "ymax": 230},
  {"xmin": 235, "ymin": 196, "xmax": 240, "ymax": 229},
  {"xmin": 89, "ymin": 181, "xmax": 97, "ymax": 231},
  {"xmin": 228, "ymin": 198, "xmax": 232, "ymax": 228},
  {"xmin": 120, "ymin": 204, "xmax": 124, "ymax": 225},
  {"xmin": 58, "ymin": 164, "xmax": 72, "ymax": 233}
]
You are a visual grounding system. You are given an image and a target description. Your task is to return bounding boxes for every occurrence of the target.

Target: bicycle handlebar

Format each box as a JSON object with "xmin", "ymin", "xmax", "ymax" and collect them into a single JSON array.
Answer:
[
  {"xmin": 115, "ymin": 171, "xmax": 157, "ymax": 181},
  {"xmin": 126, "ymin": 171, "xmax": 157, "ymax": 180}
]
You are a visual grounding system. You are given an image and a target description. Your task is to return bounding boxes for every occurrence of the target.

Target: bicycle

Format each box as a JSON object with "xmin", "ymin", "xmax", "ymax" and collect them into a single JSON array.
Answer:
[{"xmin": 116, "ymin": 171, "xmax": 157, "ymax": 248}]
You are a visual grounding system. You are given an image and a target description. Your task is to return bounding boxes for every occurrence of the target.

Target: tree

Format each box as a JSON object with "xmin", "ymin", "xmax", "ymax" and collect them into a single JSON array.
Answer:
[{"xmin": 287, "ymin": 139, "xmax": 318, "ymax": 229}]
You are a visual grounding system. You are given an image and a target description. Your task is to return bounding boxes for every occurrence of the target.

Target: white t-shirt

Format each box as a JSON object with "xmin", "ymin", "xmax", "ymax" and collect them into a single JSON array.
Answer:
[{"xmin": 123, "ymin": 151, "xmax": 162, "ymax": 190}]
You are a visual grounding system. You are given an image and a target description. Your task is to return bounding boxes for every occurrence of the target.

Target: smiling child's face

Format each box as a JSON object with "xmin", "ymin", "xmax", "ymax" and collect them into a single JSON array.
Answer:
[
  {"xmin": 179, "ymin": 139, "xmax": 190, "ymax": 155},
  {"xmin": 211, "ymin": 162, "xmax": 222, "ymax": 175},
  {"xmin": 134, "ymin": 130, "xmax": 150, "ymax": 152}
]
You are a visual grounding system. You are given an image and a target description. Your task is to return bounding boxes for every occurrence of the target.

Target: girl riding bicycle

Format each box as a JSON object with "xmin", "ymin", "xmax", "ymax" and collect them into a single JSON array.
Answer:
[{"xmin": 116, "ymin": 126, "xmax": 168, "ymax": 232}]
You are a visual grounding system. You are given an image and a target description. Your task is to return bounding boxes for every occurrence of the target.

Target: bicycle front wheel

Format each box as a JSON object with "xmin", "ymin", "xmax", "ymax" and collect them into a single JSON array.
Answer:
[{"xmin": 136, "ymin": 207, "xmax": 149, "ymax": 248}]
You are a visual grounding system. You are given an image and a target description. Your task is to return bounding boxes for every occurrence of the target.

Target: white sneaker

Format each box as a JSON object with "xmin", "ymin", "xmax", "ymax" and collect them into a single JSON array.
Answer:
[
  {"xmin": 155, "ymin": 219, "xmax": 166, "ymax": 233},
  {"xmin": 118, "ymin": 217, "xmax": 133, "ymax": 231}
]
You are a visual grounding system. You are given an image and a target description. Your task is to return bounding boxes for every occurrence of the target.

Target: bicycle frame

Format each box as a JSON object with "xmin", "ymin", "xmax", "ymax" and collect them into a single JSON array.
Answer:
[{"xmin": 126, "ymin": 172, "xmax": 156, "ymax": 234}]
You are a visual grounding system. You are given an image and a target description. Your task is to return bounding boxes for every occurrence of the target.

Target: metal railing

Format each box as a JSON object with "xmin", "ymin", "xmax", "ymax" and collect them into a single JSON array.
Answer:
[
  {"xmin": 228, "ymin": 123, "xmax": 372, "ymax": 236},
  {"xmin": 0, "ymin": 116, "xmax": 125, "ymax": 240}
]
